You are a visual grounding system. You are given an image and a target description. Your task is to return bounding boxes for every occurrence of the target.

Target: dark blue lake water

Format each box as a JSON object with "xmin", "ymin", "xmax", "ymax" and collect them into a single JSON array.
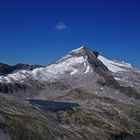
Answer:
[{"xmin": 27, "ymin": 99, "xmax": 80, "ymax": 110}]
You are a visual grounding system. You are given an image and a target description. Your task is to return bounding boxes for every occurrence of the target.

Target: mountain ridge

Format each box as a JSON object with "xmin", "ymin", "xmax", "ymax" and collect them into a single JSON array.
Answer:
[
  {"xmin": 0, "ymin": 63, "xmax": 43, "ymax": 76},
  {"xmin": 0, "ymin": 46, "xmax": 136, "ymax": 78}
]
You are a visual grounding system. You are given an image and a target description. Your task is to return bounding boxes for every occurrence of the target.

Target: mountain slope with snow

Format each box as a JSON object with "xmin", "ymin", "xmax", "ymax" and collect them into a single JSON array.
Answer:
[
  {"xmin": 0, "ymin": 46, "xmax": 137, "ymax": 83},
  {"xmin": 0, "ymin": 54, "xmax": 92, "ymax": 83},
  {"xmin": 98, "ymin": 55, "xmax": 133, "ymax": 72},
  {"xmin": 0, "ymin": 46, "xmax": 98, "ymax": 83}
]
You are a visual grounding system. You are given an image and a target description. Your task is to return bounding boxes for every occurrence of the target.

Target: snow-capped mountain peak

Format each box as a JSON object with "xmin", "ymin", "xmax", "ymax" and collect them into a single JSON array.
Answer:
[
  {"xmin": 0, "ymin": 46, "xmax": 136, "ymax": 83},
  {"xmin": 0, "ymin": 47, "xmax": 95, "ymax": 83},
  {"xmin": 70, "ymin": 45, "xmax": 85, "ymax": 53}
]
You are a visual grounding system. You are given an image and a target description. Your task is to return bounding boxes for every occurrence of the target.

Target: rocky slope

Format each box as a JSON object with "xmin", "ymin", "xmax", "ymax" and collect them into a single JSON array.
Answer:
[{"xmin": 0, "ymin": 46, "xmax": 140, "ymax": 140}]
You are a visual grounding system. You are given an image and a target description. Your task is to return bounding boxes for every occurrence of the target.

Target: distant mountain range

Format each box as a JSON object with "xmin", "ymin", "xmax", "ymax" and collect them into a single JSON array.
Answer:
[
  {"xmin": 0, "ymin": 46, "xmax": 140, "ymax": 140},
  {"xmin": 0, "ymin": 63, "xmax": 43, "ymax": 76}
]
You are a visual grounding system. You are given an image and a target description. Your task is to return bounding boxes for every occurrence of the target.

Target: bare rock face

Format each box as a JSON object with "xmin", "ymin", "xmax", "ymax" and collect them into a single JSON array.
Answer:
[
  {"xmin": 0, "ymin": 46, "xmax": 140, "ymax": 140},
  {"xmin": 0, "ymin": 131, "xmax": 11, "ymax": 140},
  {"xmin": 0, "ymin": 63, "xmax": 13, "ymax": 76},
  {"xmin": 0, "ymin": 125, "xmax": 11, "ymax": 140},
  {"xmin": 111, "ymin": 132, "xmax": 134, "ymax": 140}
]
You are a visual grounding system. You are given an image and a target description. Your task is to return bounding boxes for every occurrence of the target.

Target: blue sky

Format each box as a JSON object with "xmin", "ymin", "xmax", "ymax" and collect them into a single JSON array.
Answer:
[{"xmin": 0, "ymin": 0, "xmax": 140, "ymax": 68}]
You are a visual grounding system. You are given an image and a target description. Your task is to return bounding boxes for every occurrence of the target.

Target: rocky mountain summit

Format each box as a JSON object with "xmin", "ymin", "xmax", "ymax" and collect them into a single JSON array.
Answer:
[{"xmin": 0, "ymin": 46, "xmax": 140, "ymax": 140}]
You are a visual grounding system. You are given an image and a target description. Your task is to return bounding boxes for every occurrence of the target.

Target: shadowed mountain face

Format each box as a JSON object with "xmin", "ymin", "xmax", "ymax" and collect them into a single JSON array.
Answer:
[
  {"xmin": 0, "ymin": 46, "xmax": 140, "ymax": 140},
  {"xmin": 0, "ymin": 63, "xmax": 42, "ymax": 76}
]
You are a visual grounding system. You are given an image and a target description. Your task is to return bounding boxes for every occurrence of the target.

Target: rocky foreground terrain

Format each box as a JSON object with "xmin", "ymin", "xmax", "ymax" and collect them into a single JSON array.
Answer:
[{"xmin": 0, "ymin": 46, "xmax": 140, "ymax": 140}]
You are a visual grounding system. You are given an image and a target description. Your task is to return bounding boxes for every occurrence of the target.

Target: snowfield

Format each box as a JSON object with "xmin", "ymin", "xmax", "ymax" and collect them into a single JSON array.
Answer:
[{"xmin": 98, "ymin": 55, "xmax": 133, "ymax": 72}]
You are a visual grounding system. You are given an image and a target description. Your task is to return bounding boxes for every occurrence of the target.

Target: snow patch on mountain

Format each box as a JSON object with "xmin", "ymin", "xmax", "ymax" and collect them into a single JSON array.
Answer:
[
  {"xmin": 70, "ymin": 69, "xmax": 78, "ymax": 75},
  {"xmin": 114, "ymin": 77, "xmax": 122, "ymax": 81},
  {"xmin": 113, "ymin": 60, "xmax": 133, "ymax": 68},
  {"xmin": 98, "ymin": 55, "xmax": 132, "ymax": 72},
  {"xmin": 85, "ymin": 66, "xmax": 90, "ymax": 74}
]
